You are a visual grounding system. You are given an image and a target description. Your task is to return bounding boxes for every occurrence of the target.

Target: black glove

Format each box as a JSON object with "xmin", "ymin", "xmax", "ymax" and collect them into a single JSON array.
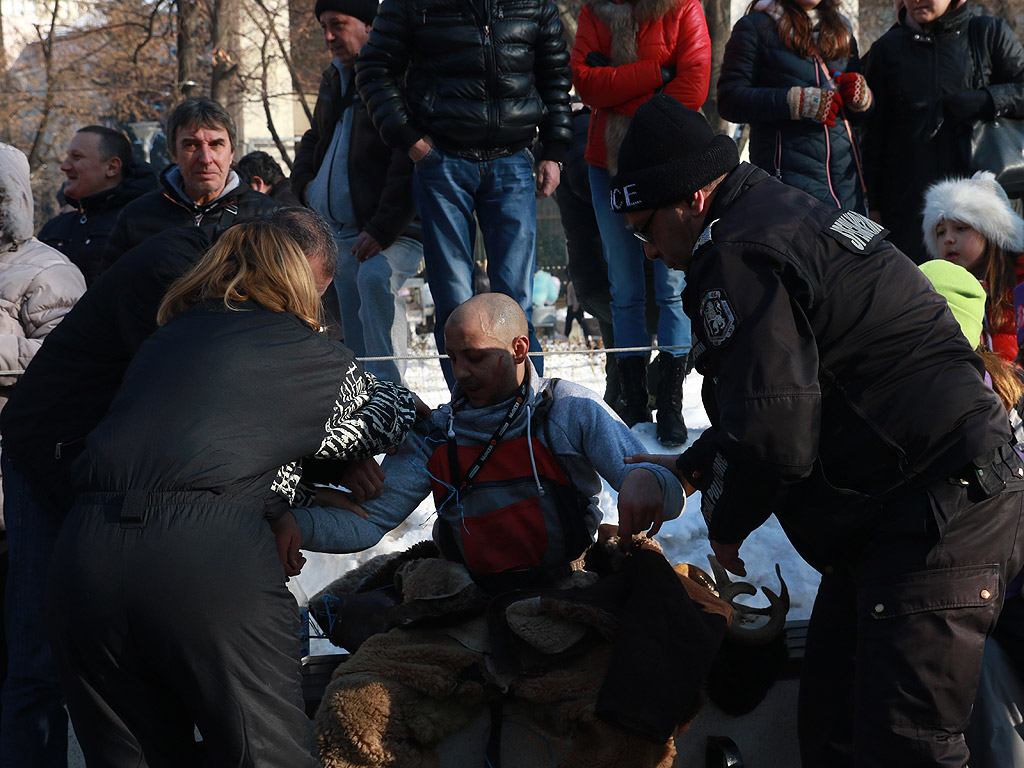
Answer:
[
  {"xmin": 660, "ymin": 65, "xmax": 675, "ymax": 85},
  {"xmin": 942, "ymin": 88, "xmax": 994, "ymax": 125},
  {"xmin": 586, "ymin": 51, "xmax": 611, "ymax": 68}
]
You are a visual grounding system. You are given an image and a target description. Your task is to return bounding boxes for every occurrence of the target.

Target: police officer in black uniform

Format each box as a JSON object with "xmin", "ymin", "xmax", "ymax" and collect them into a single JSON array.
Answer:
[{"xmin": 617, "ymin": 95, "xmax": 1024, "ymax": 768}]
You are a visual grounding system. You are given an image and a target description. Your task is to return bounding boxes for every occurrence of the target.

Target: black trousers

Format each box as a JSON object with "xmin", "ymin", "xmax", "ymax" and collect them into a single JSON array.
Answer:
[
  {"xmin": 798, "ymin": 455, "xmax": 1024, "ymax": 768},
  {"xmin": 47, "ymin": 491, "xmax": 315, "ymax": 768}
]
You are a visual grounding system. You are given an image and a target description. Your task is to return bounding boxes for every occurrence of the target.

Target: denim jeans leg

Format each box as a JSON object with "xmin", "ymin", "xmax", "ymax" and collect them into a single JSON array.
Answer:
[
  {"xmin": 476, "ymin": 150, "xmax": 543, "ymax": 373},
  {"xmin": 331, "ymin": 230, "xmax": 364, "ymax": 357},
  {"xmin": 0, "ymin": 454, "xmax": 68, "ymax": 768},
  {"xmin": 356, "ymin": 236, "xmax": 424, "ymax": 385},
  {"xmin": 652, "ymin": 258, "xmax": 690, "ymax": 357},
  {"xmin": 412, "ymin": 150, "xmax": 479, "ymax": 387},
  {"xmin": 589, "ymin": 164, "xmax": 649, "ymax": 358}
]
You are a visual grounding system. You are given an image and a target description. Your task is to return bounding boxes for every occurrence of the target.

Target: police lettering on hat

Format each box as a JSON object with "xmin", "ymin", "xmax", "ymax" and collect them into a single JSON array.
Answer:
[
  {"xmin": 609, "ymin": 184, "xmax": 645, "ymax": 212},
  {"xmin": 609, "ymin": 95, "xmax": 740, "ymax": 214}
]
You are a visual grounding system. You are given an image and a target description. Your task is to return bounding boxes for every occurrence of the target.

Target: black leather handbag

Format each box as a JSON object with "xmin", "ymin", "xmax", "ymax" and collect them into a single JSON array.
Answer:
[{"xmin": 968, "ymin": 18, "xmax": 1024, "ymax": 196}]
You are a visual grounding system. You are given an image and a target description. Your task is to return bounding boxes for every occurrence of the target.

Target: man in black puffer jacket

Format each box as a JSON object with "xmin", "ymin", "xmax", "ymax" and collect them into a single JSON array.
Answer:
[
  {"xmin": 99, "ymin": 98, "xmax": 279, "ymax": 273},
  {"xmin": 355, "ymin": 0, "xmax": 572, "ymax": 385},
  {"xmin": 39, "ymin": 126, "xmax": 157, "ymax": 285}
]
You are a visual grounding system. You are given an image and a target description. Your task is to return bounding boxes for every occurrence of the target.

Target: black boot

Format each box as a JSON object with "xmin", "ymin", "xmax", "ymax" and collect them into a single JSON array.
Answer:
[
  {"xmin": 655, "ymin": 351, "xmax": 687, "ymax": 445},
  {"xmin": 617, "ymin": 355, "xmax": 652, "ymax": 427}
]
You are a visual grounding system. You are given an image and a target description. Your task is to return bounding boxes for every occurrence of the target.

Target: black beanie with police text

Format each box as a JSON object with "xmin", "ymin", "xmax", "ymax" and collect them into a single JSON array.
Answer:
[
  {"xmin": 609, "ymin": 95, "xmax": 740, "ymax": 213},
  {"xmin": 314, "ymin": 0, "xmax": 378, "ymax": 25}
]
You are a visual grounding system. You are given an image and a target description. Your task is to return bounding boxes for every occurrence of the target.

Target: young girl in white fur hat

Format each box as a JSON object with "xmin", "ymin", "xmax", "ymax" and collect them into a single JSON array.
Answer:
[{"xmin": 922, "ymin": 170, "xmax": 1024, "ymax": 362}]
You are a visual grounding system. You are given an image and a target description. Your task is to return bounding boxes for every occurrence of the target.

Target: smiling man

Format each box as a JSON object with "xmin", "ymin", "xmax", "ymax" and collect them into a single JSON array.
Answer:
[
  {"xmin": 38, "ymin": 126, "xmax": 156, "ymax": 284},
  {"xmin": 99, "ymin": 98, "xmax": 278, "ymax": 272},
  {"xmin": 618, "ymin": 95, "xmax": 1024, "ymax": 768}
]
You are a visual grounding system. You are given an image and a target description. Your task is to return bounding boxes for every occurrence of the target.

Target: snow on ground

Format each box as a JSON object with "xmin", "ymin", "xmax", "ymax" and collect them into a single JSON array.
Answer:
[{"xmin": 300, "ymin": 325, "xmax": 821, "ymax": 653}]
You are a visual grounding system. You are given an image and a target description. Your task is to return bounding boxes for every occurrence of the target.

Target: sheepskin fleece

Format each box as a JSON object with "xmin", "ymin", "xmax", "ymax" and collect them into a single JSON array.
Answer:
[
  {"xmin": 313, "ymin": 549, "xmax": 730, "ymax": 768},
  {"xmin": 922, "ymin": 171, "xmax": 1024, "ymax": 259}
]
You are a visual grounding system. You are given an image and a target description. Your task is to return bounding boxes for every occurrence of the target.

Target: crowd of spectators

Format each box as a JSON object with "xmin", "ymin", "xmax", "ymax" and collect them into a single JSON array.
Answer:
[{"xmin": 3, "ymin": 0, "xmax": 1024, "ymax": 764}]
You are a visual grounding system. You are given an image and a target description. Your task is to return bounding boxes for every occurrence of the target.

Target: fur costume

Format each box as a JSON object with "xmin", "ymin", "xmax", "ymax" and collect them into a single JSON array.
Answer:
[
  {"xmin": 313, "ymin": 540, "xmax": 732, "ymax": 768},
  {"xmin": 922, "ymin": 170, "xmax": 1024, "ymax": 259}
]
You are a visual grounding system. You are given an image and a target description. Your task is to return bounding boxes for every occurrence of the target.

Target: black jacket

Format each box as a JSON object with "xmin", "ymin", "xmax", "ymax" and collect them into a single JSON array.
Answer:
[
  {"xmin": 355, "ymin": 0, "xmax": 572, "ymax": 161},
  {"xmin": 717, "ymin": 10, "xmax": 866, "ymax": 212},
  {"xmin": 267, "ymin": 178, "xmax": 302, "ymax": 208},
  {"xmin": 71, "ymin": 300, "xmax": 373, "ymax": 501},
  {"xmin": 1, "ymin": 227, "xmax": 215, "ymax": 506},
  {"xmin": 291, "ymin": 62, "xmax": 419, "ymax": 248},
  {"xmin": 38, "ymin": 164, "xmax": 158, "ymax": 285},
  {"xmin": 862, "ymin": 4, "xmax": 1024, "ymax": 260},
  {"xmin": 100, "ymin": 167, "xmax": 279, "ymax": 271},
  {"xmin": 676, "ymin": 163, "xmax": 1010, "ymax": 570}
]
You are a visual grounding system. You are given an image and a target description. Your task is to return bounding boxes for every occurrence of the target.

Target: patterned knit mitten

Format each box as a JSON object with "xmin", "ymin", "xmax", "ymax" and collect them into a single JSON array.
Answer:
[
  {"xmin": 834, "ymin": 72, "xmax": 872, "ymax": 112},
  {"xmin": 788, "ymin": 86, "xmax": 842, "ymax": 127}
]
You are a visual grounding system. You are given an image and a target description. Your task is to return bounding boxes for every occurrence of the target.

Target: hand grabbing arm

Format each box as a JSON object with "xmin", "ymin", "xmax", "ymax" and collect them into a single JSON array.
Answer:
[
  {"xmin": 616, "ymin": 467, "xmax": 668, "ymax": 541},
  {"xmin": 270, "ymin": 511, "xmax": 307, "ymax": 576}
]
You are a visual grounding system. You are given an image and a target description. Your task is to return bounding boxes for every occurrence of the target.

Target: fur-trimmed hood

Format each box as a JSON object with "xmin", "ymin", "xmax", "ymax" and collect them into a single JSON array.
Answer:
[
  {"xmin": 0, "ymin": 143, "xmax": 34, "ymax": 247},
  {"xmin": 922, "ymin": 171, "xmax": 1024, "ymax": 259}
]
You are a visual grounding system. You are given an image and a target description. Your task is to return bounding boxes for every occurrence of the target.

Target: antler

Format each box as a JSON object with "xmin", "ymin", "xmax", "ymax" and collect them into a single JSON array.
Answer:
[{"xmin": 707, "ymin": 555, "xmax": 790, "ymax": 645}]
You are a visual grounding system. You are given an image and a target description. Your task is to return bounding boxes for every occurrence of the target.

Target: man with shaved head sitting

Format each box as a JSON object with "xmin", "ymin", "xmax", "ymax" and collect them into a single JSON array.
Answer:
[
  {"xmin": 277, "ymin": 294, "xmax": 718, "ymax": 766},
  {"xmin": 283, "ymin": 292, "xmax": 684, "ymax": 585}
]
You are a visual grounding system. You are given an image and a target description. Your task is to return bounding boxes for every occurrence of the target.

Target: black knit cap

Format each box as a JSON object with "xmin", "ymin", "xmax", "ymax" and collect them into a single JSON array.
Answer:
[
  {"xmin": 610, "ymin": 95, "xmax": 740, "ymax": 213},
  {"xmin": 314, "ymin": 0, "xmax": 379, "ymax": 25}
]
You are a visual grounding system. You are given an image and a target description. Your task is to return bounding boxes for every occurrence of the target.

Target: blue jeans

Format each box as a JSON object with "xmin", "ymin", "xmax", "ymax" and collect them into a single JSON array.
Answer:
[
  {"xmin": 412, "ymin": 147, "xmax": 542, "ymax": 386},
  {"xmin": 588, "ymin": 165, "xmax": 690, "ymax": 358},
  {"xmin": 332, "ymin": 233, "xmax": 423, "ymax": 385},
  {"xmin": 0, "ymin": 453, "xmax": 68, "ymax": 768}
]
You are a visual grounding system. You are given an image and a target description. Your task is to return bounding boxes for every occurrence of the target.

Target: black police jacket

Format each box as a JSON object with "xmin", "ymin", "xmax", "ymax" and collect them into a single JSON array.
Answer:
[
  {"xmin": 354, "ymin": 0, "xmax": 572, "ymax": 161},
  {"xmin": 99, "ymin": 166, "xmax": 278, "ymax": 272},
  {"xmin": 38, "ymin": 164, "xmax": 158, "ymax": 285},
  {"xmin": 675, "ymin": 163, "xmax": 1011, "ymax": 569}
]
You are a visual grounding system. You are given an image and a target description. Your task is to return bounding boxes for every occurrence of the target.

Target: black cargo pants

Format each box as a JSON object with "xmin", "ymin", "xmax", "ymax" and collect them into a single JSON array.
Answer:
[{"xmin": 798, "ymin": 444, "xmax": 1024, "ymax": 768}]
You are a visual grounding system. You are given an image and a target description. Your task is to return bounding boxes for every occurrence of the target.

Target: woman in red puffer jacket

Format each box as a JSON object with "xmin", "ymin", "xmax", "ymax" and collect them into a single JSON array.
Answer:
[{"xmin": 570, "ymin": 0, "xmax": 710, "ymax": 447}]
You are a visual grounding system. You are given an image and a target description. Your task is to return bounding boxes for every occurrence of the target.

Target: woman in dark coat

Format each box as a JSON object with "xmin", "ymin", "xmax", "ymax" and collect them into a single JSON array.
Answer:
[
  {"xmin": 718, "ymin": 0, "xmax": 872, "ymax": 212},
  {"xmin": 47, "ymin": 220, "xmax": 417, "ymax": 767},
  {"xmin": 862, "ymin": 0, "xmax": 1024, "ymax": 262}
]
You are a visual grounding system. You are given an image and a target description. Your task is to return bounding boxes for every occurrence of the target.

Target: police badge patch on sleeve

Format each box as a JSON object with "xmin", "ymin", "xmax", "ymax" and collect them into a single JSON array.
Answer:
[
  {"xmin": 701, "ymin": 290, "xmax": 736, "ymax": 347},
  {"xmin": 825, "ymin": 210, "xmax": 888, "ymax": 253}
]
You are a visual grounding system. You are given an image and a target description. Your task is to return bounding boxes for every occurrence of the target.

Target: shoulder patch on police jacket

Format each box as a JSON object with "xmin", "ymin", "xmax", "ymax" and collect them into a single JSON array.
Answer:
[
  {"xmin": 701, "ymin": 289, "xmax": 736, "ymax": 347},
  {"xmin": 825, "ymin": 210, "xmax": 888, "ymax": 253}
]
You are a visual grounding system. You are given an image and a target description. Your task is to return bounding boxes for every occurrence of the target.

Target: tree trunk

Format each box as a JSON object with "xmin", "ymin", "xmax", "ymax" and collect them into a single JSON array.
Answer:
[
  {"xmin": 702, "ymin": 0, "xmax": 730, "ymax": 134},
  {"xmin": 211, "ymin": 0, "xmax": 243, "ymax": 136},
  {"xmin": 177, "ymin": 0, "xmax": 202, "ymax": 100}
]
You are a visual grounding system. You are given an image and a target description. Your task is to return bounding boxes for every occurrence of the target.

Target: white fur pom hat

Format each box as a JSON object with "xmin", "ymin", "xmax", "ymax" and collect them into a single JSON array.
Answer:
[{"xmin": 922, "ymin": 171, "xmax": 1024, "ymax": 260}]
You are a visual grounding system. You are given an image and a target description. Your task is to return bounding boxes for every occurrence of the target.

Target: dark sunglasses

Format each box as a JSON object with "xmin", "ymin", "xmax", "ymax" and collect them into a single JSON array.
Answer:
[{"xmin": 629, "ymin": 208, "xmax": 658, "ymax": 244}]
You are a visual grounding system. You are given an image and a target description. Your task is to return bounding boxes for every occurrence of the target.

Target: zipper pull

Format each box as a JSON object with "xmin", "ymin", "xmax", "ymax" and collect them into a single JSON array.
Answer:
[
  {"xmin": 484, "ymin": 25, "xmax": 491, "ymax": 45},
  {"xmin": 79, "ymin": 213, "xmax": 87, "ymax": 225},
  {"xmin": 496, "ymin": 6, "xmax": 503, "ymax": 18},
  {"xmin": 194, "ymin": 212, "xmax": 203, "ymax": 226},
  {"xmin": 55, "ymin": 441, "xmax": 62, "ymax": 460}
]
